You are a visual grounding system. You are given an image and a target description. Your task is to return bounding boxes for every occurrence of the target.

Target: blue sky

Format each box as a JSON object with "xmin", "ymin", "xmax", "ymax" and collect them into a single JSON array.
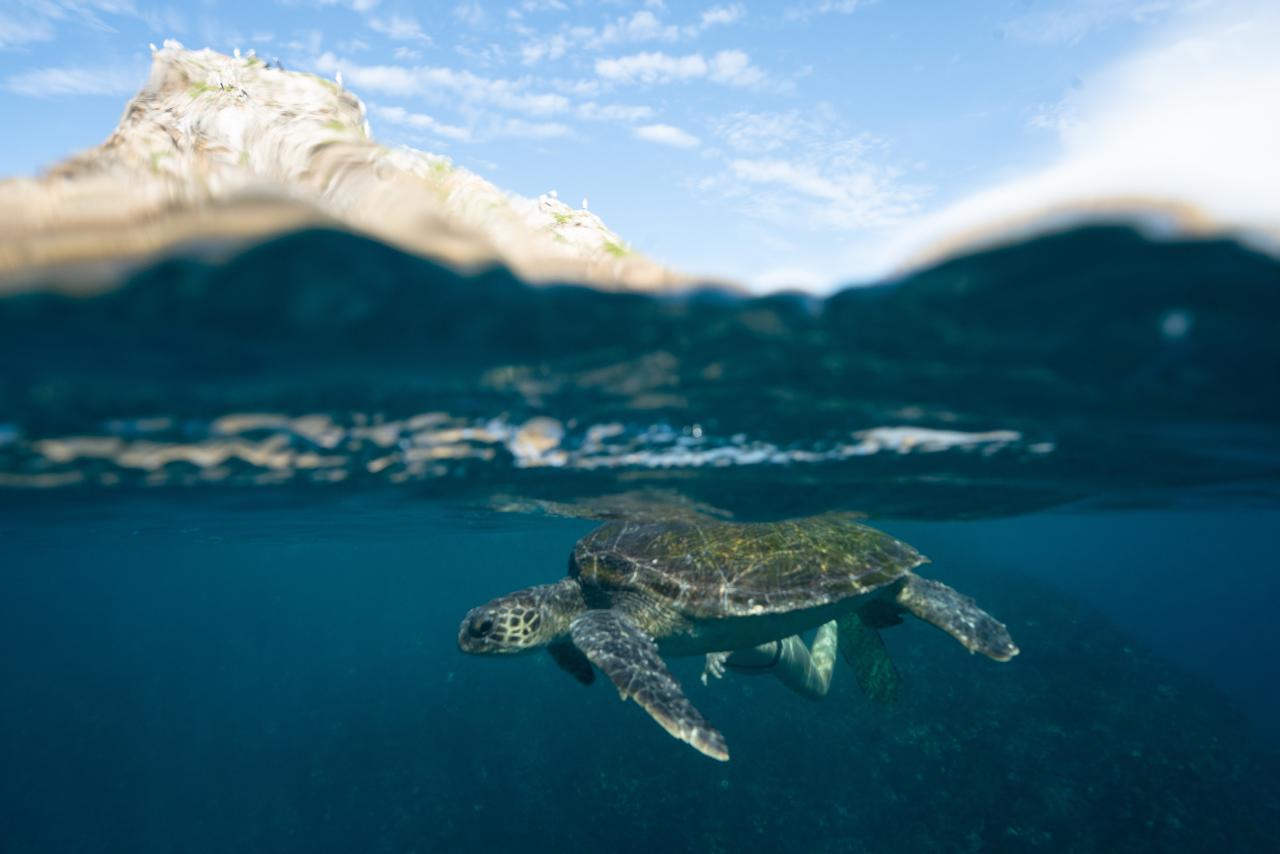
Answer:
[{"xmin": 2, "ymin": 1, "xmax": 1277, "ymax": 290}]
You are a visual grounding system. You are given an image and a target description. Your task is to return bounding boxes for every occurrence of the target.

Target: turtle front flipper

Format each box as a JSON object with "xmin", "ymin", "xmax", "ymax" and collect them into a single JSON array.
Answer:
[
  {"xmin": 895, "ymin": 575, "xmax": 1020, "ymax": 661},
  {"xmin": 570, "ymin": 609, "xmax": 729, "ymax": 761}
]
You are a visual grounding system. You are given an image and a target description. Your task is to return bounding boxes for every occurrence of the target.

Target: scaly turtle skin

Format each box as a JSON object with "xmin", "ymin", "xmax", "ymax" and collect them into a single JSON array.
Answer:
[{"xmin": 458, "ymin": 514, "xmax": 1018, "ymax": 761}]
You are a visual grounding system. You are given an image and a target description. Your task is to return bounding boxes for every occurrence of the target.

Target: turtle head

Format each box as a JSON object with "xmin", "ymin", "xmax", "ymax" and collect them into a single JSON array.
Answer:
[{"xmin": 458, "ymin": 578, "xmax": 583, "ymax": 655}]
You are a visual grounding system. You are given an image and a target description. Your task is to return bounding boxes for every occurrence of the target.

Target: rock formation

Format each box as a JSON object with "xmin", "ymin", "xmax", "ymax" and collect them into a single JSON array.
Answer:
[{"xmin": 0, "ymin": 41, "xmax": 692, "ymax": 294}]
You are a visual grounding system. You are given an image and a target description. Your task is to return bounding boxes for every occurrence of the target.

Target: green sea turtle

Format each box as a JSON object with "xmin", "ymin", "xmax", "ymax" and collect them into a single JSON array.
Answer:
[{"xmin": 457, "ymin": 514, "xmax": 1018, "ymax": 760}]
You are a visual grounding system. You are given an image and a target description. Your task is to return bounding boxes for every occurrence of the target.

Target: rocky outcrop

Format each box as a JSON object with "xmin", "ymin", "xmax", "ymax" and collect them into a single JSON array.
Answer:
[{"xmin": 0, "ymin": 42, "xmax": 692, "ymax": 293}]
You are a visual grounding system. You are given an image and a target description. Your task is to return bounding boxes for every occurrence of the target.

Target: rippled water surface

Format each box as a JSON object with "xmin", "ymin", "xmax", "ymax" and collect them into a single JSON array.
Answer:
[{"xmin": 2, "ymin": 226, "xmax": 1278, "ymax": 852}]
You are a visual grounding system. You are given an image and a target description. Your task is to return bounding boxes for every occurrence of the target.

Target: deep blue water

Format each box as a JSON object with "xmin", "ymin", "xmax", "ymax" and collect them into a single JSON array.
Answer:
[{"xmin": 2, "ymin": 226, "xmax": 1279, "ymax": 852}]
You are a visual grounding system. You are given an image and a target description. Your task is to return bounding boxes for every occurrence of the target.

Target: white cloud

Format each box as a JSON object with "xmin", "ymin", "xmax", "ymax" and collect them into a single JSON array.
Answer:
[
  {"xmin": 517, "ymin": 10, "xmax": 677, "ymax": 66},
  {"xmin": 577, "ymin": 101, "xmax": 656, "ymax": 122},
  {"xmin": 595, "ymin": 10, "xmax": 679, "ymax": 46},
  {"xmin": 140, "ymin": 7, "xmax": 189, "ymax": 36},
  {"xmin": 702, "ymin": 114, "xmax": 929, "ymax": 232},
  {"xmin": 595, "ymin": 49, "xmax": 765, "ymax": 87},
  {"xmin": 1, "ymin": 1, "xmax": 165, "ymax": 47},
  {"xmin": 516, "ymin": 5, "xmax": 743, "ymax": 67},
  {"xmin": 315, "ymin": 54, "xmax": 416, "ymax": 93},
  {"xmin": 786, "ymin": 0, "xmax": 868, "ymax": 22},
  {"xmin": 314, "ymin": 0, "xmax": 382, "ymax": 10},
  {"xmin": 714, "ymin": 110, "xmax": 817, "ymax": 153},
  {"xmin": 635, "ymin": 123, "xmax": 700, "ymax": 148},
  {"xmin": 875, "ymin": 3, "xmax": 1280, "ymax": 274},
  {"xmin": 371, "ymin": 104, "xmax": 471, "ymax": 141},
  {"xmin": 519, "ymin": 32, "xmax": 569, "ymax": 64},
  {"xmin": 1027, "ymin": 98, "xmax": 1080, "ymax": 135},
  {"xmin": 699, "ymin": 4, "xmax": 744, "ymax": 28},
  {"xmin": 368, "ymin": 15, "xmax": 431, "ymax": 43},
  {"xmin": 518, "ymin": 0, "xmax": 568, "ymax": 12},
  {"xmin": 0, "ymin": 13, "xmax": 56, "ymax": 48},
  {"xmin": 3, "ymin": 64, "xmax": 142, "ymax": 97},
  {"xmin": 492, "ymin": 116, "xmax": 571, "ymax": 139},
  {"xmin": 596, "ymin": 51, "xmax": 706, "ymax": 84},
  {"xmin": 453, "ymin": 1, "xmax": 487, "ymax": 28},
  {"xmin": 372, "ymin": 104, "xmax": 569, "ymax": 144},
  {"xmin": 454, "ymin": 42, "xmax": 508, "ymax": 67},
  {"xmin": 707, "ymin": 49, "xmax": 763, "ymax": 86},
  {"xmin": 552, "ymin": 77, "xmax": 603, "ymax": 98},
  {"xmin": 1001, "ymin": 0, "xmax": 1176, "ymax": 46},
  {"xmin": 284, "ymin": 29, "xmax": 325, "ymax": 55},
  {"xmin": 313, "ymin": 54, "xmax": 570, "ymax": 115}
]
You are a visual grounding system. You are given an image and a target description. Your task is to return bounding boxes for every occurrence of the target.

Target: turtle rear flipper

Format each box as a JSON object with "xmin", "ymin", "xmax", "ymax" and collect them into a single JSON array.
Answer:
[
  {"xmin": 837, "ymin": 612, "xmax": 904, "ymax": 705},
  {"xmin": 570, "ymin": 609, "xmax": 729, "ymax": 761},
  {"xmin": 896, "ymin": 575, "xmax": 1019, "ymax": 661}
]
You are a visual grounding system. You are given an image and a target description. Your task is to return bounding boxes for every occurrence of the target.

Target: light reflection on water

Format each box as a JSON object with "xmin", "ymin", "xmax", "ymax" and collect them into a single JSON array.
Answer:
[{"xmin": 2, "ymin": 412, "xmax": 1038, "ymax": 488}]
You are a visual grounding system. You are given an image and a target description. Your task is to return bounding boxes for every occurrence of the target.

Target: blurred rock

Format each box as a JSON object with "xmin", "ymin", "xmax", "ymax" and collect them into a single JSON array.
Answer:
[{"xmin": 0, "ymin": 42, "xmax": 694, "ymax": 294}]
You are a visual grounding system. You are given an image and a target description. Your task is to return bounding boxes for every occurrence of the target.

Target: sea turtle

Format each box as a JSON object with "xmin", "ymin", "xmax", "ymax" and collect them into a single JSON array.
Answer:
[{"xmin": 457, "ymin": 514, "xmax": 1018, "ymax": 760}]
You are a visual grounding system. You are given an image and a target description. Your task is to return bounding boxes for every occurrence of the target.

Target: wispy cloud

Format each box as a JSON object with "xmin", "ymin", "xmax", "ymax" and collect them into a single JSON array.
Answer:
[
  {"xmin": 596, "ymin": 51, "xmax": 706, "ymax": 84},
  {"xmin": 592, "ymin": 10, "xmax": 680, "ymax": 47},
  {"xmin": 0, "ymin": 12, "xmax": 56, "ymax": 48},
  {"xmin": 367, "ymin": 15, "xmax": 432, "ymax": 43},
  {"xmin": 3, "ymin": 64, "xmax": 143, "ymax": 97},
  {"xmin": 453, "ymin": 2, "xmax": 487, "ymax": 29},
  {"xmin": 706, "ymin": 49, "xmax": 764, "ymax": 87},
  {"xmin": 515, "ymin": 5, "xmax": 745, "ymax": 66},
  {"xmin": 512, "ymin": 0, "xmax": 569, "ymax": 14},
  {"xmin": 492, "ymin": 116, "xmax": 572, "ymax": 139},
  {"xmin": 702, "ymin": 112, "xmax": 928, "ymax": 230},
  {"xmin": 312, "ymin": 0, "xmax": 383, "ymax": 11},
  {"xmin": 576, "ymin": 101, "xmax": 656, "ymax": 122},
  {"xmin": 714, "ymin": 109, "xmax": 814, "ymax": 153},
  {"xmin": 518, "ymin": 32, "xmax": 570, "ymax": 65},
  {"xmin": 699, "ymin": 5, "xmax": 745, "ymax": 29},
  {"xmin": 724, "ymin": 152, "xmax": 923, "ymax": 227},
  {"xmin": 786, "ymin": 0, "xmax": 869, "ymax": 22},
  {"xmin": 139, "ymin": 7, "xmax": 189, "ymax": 36},
  {"xmin": 635, "ymin": 122, "xmax": 700, "ymax": 148},
  {"xmin": 314, "ymin": 53, "xmax": 570, "ymax": 115},
  {"xmin": 371, "ymin": 104, "xmax": 471, "ymax": 141},
  {"xmin": 372, "ymin": 104, "xmax": 568, "ymax": 144},
  {"xmin": 1, "ymin": 0, "xmax": 153, "ymax": 48},
  {"xmin": 1028, "ymin": 97, "xmax": 1080, "ymax": 135},
  {"xmin": 551, "ymin": 76, "xmax": 603, "ymax": 98},
  {"xmin": 1000, "ymin": 0, "xmax": 1176, "ymax": 46},
  {"xmin": 595, "ymin": 49, "xmax": 766, "ymax": 87},
  {"xmin": 517, "ymin": 9, "xmax": 676, "ymax": 65}
]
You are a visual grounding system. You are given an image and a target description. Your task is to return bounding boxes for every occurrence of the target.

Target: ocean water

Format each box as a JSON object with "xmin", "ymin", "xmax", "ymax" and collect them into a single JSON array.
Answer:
[{"xmin": 2, "ymin": 226, "xmax": 1279, "ymax": 852}]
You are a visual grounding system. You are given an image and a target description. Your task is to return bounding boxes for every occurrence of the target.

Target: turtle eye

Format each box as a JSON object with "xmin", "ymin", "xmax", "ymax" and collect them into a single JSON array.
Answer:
[{"xmin": 468, "ymin": 616, "xmax": 495, "ymax": 638}]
